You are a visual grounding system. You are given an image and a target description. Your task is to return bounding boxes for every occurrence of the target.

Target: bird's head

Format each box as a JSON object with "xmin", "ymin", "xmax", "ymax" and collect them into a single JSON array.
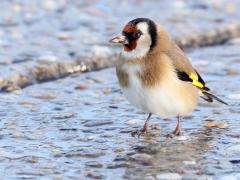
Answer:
[{"xmin": 110, "ymin": 18, "xmax": 157, "ymax": 59}]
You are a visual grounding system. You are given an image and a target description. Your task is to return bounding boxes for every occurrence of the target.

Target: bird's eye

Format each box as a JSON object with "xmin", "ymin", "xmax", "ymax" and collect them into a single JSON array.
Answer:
[{"xmin": 132, "ymin": 32, "xmax": 142, "ymax": 39}]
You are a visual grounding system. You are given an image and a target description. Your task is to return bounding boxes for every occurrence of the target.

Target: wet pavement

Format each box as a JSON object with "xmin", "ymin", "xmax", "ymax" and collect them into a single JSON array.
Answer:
[
  {"xmin": 0, "ymin": 0, "xmax": 240, "ymax": 91},
  {"xmin": 0, "ymin": 38, "xmax": 239, "ymax": 179},
  {"xmin": 1, "ymin": 0, "xmax": 240, "ymax": 179}
]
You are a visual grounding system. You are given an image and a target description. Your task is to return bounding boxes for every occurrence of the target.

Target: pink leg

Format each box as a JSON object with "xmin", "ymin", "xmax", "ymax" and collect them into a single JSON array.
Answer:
[
  {"xmin": 167, "ymin": 116, "xmax": 182, "ymax": 138},
  {"xmin": 131, "ymin": 113, "xmax": 152, "ymax": 137}
]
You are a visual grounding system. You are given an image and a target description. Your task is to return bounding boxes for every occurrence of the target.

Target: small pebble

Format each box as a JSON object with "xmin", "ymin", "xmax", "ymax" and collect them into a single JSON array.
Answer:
[
  {"xmin": 56, "ymin": 32, "xmax": 71, "ymax": 40},
  {"xmin": 131, "ymin": 153, "xmax": 153, "ymax": 165},
  {"xmin": 75, "ymin": 85, "xmax": 89, "ymax": 90},
  {"xmin": 213, "ymin": 110, "xmax": 224, "ymax": 114},
  {"xmin": 83, "ymin": 120, "xmax": 113, "ymax": 127},
  {"xmin": 32, "ymin": 95, "xmax": 56, "ymax": 100},
  {"xmin": 38, "ymin": 55, "xmax": 57, "ymax": 62},
  {"xmin": 204, "ymin": 121, "xmax": 228, "ymax": 129},
  {"xmin": 205, "ymin": 121, "xmax": 217, "ymax": 127},
  {"xmin": 217, "ymin": 122, "xmax": 228, "ymax": 129},
  {"xmin": 84, "ymin": 170, "xmax": 105, "ymax": 179},
  {"xmin": 226, "ymin": 69, "xmax": 238, "ymax": 76},
  {"xmin": 113, "ymin": 147, "xmax": 124, "ymax": 153},
  {"xmin": 88, "ymin": 77, "xmax": 104, "ymax": 83},
  {"xmin": 64, "ymin": 150, "xmax": 105, "ymax": 158},
  {"xmin": 52, "ymin": 112, "xmax": 75, "ymax": 119},
  {"xmin": 183, "ymin": 160, "xmax": 196, "ymax": 165},
  {"xmin": 174, "ymin": 135, "xmax": 188, "ymax": 141},
  {"xmin": 156, "ymin": 173, "xmax": 182, "ymax": 180},
  {"xmin": 85, "ymin": 161, "xmax": 103, "ymax": 168},
  {"xmin": 125, "ymin": 119, "xmax": 143, "ymax": 125},
  {"xmin": 102, "ymin": 88, "xmax": 112, "ymax": 95}
]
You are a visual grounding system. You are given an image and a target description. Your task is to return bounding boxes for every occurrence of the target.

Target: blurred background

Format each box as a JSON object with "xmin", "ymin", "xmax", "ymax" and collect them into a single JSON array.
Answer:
[{"xmin": 0, "ymin": 1, "xmax": 240, "ymax": 179}]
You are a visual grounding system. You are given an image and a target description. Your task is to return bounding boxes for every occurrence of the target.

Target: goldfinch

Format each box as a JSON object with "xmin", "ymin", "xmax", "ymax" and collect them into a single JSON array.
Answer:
[{"xmin": 110, "ymin": 18, "xmax": 228, "ymax": 137}]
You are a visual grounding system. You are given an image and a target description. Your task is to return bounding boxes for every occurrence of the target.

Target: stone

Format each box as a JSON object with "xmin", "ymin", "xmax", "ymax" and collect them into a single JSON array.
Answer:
[
  {"xmin": 32, "ymin": 95, "xmax": 56, "ymax": 100},
  {"xmin": 204, "ymin": 121, "xmax": 218, "ymax": 127},
  {"xmin": 62, "ymin": 150, "xmax": 105, "ymax": 158},
  {"xmin": 156, "ymin": 173, "xmax": 182, "ymax": 180},
  {"xmin": 226, "ymin": 69, "xmax": 239, "ymax": 76},
  {"xmin": 52, "ymin": 112, "xmax": 75, "ymax": 119},
  {"xmin": 84, "ymin": 170, "xmax": 105, "ymax": 179},
  {"xmin": 174, "ymin": 135, "xmax": 188, "ymax": 141},
  {"xmin": 131, "ymin": 153, "xmax": 153, "ymax": 166},
  {"xmin": 38, "ymin": 55, "xmax": 57, "ymax": 62},
  {"xmin": 74, "ymin": 85, "xmax": 89, "ymax": 90},
  {"xmin": 125, "ymin": 119, "xmax": 143, "ymax": 125},
  {"xmin": 83, "ymin": 120, "xmax": 113, "ymax": 127},
  {"xmin": 85, "ymin": 161, "xmax": 103, "ymax": 168}
]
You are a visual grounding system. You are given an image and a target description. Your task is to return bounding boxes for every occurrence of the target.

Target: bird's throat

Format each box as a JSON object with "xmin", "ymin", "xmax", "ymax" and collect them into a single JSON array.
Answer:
[{"xmin": 124, "ymin": 40, "xmax": 137, "ymax": 52}]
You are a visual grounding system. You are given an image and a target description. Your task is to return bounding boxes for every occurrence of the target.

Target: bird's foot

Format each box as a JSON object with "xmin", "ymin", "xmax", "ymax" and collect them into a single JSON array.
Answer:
[
  {"xmin": 166, "ymin": 128, "xmax": 182, "ymax": 138},
  {"xmin": 167, "ymin": 116, "xmax": 182, "ymax": 138},
  {"xmin": 131, "ymin": 128, "xmax": 147, "ymax": 137},
  {"xmin": 131, "ymin": 124, "xmax": 160, "ymax": 137}
]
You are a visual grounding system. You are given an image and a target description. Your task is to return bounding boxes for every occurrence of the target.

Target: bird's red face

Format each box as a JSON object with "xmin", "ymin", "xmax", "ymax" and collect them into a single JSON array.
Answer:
[
  {"xmin": 110, "ymin": 23, "xmax": 142, "ymax": 52},
  {"xmin": 121, "ymin": 24, "xmax": 142, "ymax": 52}
]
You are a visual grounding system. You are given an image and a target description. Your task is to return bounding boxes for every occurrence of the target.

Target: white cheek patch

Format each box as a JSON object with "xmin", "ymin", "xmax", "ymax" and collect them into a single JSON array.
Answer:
[
  {"xmin": 121, "ymin": 22, "xmax": 151, "ymax": 60},
  {"xmin": 137, "ymin": 22, "xmax": 149, "ymax": 34}
]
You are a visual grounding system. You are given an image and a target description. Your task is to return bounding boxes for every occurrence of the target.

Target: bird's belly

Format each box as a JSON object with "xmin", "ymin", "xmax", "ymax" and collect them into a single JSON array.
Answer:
[{"xmin": 121, "ymin": 82, "xmax": 198, "ymax": 118}]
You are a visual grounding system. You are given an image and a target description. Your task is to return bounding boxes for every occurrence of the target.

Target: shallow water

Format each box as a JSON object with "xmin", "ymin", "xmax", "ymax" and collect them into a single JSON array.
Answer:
[{"xmin": 0, "ymin": 41, "xmax": 239, "ymax": 179}]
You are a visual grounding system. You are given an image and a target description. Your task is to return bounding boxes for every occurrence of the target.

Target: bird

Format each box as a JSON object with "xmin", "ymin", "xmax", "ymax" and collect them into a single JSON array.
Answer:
[{"xmin": 109, "ymin": 18, "xmax": 228, "ymax": 137}]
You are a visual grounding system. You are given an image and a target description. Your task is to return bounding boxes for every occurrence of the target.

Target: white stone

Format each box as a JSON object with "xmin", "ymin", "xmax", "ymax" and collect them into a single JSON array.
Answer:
[
  {"xmin": 156, "ymin": 173, "xmax": 182, "ymax": 180},
  {"xmin": 38, "ymin": 55, "xmax": 57, "ymax": 62},
  {"xmin": 183, "ymin": 160, "xmax": 196, "ymax": 165},
  {"xmin": 174, "ymin": 135, "xmax": 189, "ymax": 141},
  {"xmin": 125, "ymin": 119, "xmax": 143, "ymax": 125}
]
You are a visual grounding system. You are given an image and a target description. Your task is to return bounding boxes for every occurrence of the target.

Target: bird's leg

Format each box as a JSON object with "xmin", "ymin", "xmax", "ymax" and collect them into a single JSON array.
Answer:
[
  {"xmin": 141, "ymin": 113, "xmax": 152, "ymax": 132},
  {"xmin": 131, "ymin": 113, "xmax": 152, "ymax": 137},
  {"xmin": 167, "ymin": 115, "xmax": 182, "ymax": 138}
]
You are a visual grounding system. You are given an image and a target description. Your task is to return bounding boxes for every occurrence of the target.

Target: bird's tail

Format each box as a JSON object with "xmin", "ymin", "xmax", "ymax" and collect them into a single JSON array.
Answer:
[{"xmin": 201, "ymin": 91, "xmax": 228, "ymax": 105}]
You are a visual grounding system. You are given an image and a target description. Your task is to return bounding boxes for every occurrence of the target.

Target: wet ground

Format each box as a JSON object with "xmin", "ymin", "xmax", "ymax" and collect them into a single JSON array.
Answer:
[
  {"xmin": 0, "ymin": 0, "xmax": 240, "ymax": 91},
  {"xmin": 0, "ymin": 0, "xmax": 240, "ymax": 179},
  {"xmin": 0, "ymin": 38, "xmax": 239, "ymax": 179}
]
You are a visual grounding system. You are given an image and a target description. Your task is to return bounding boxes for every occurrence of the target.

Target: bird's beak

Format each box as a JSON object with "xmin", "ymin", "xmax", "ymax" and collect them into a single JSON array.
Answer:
[{"xmin": 109, "ymin": 35, "xmax": 129, "ymax": 45}]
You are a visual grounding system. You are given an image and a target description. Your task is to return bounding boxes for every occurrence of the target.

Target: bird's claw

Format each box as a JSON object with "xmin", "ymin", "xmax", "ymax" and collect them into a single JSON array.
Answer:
[
  {"xmin": 131, "ymin": 128, "xmax": 147, "ymax": 137},
  {"xmin": 166, "ymin": 129, "xmax": 182, "ymax": 138},
  {"xmin": 131, "ymin": 126, "xmax": 161, "ymax": 137}
]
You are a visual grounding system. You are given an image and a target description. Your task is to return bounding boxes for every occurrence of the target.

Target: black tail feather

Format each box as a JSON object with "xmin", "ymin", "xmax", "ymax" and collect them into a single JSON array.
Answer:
[
  {"xmin": 202, "ymin": 91, "xmax": 228, "ymax": 105},
  {"xmin": 200, "ymin": 95, "xmax": 213, "ymax": 103}
]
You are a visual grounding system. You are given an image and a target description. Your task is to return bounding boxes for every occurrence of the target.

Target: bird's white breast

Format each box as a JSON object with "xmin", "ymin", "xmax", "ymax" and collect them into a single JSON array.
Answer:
[{"xmin": 119, "ymin": 63, "xmax": 198, "ymax": 118}]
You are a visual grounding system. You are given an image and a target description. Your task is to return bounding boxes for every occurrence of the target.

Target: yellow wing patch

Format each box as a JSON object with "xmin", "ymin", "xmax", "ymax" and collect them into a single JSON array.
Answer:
[{"xmin": 189, "ymin": 73, "xmax": 204, "ymax": 88}]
